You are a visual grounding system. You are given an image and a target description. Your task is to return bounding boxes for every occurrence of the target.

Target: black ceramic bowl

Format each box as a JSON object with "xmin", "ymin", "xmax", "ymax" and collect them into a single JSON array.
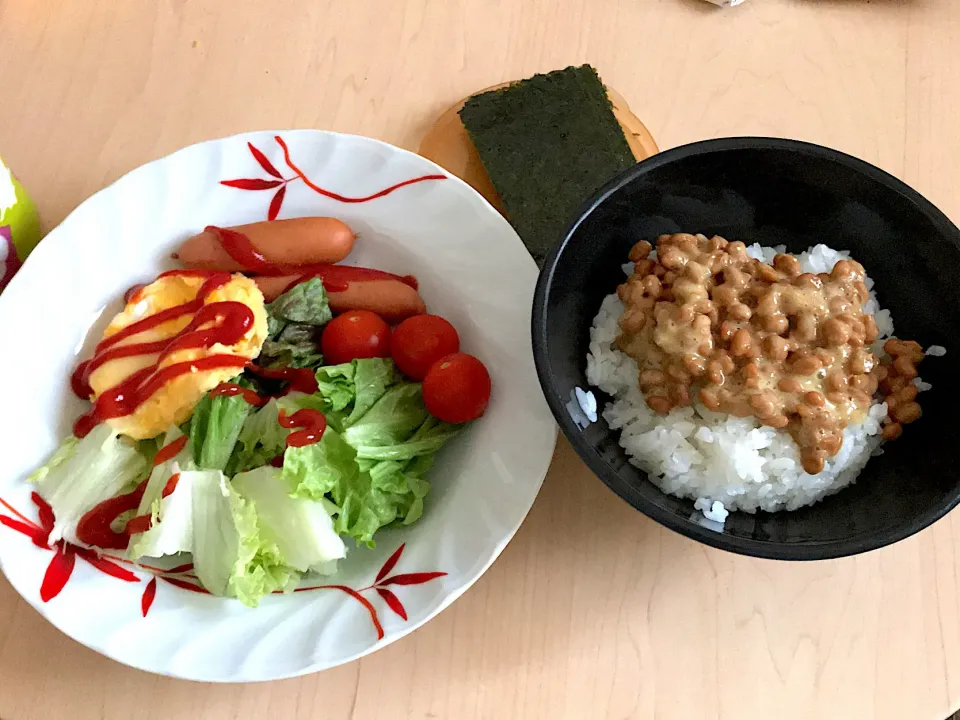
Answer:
[{"xmin": 532, "ymin": 137, "xmax": 960, "ymax": 560}]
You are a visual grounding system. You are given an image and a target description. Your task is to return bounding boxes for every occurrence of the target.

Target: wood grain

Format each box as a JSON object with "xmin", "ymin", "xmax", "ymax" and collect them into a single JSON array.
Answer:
[{"xmin": 1, "ymin": 0, "xmax": 959, "ymax": 718}]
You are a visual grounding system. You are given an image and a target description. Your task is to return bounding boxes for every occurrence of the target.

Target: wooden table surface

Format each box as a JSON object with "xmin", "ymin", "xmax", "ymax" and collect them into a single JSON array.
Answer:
[{"xmin": 1, "ymin": 0, "xmax": 959, "ymax": 718}]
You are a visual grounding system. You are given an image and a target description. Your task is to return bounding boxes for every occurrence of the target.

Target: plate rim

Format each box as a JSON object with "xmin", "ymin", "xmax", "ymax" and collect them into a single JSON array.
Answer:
[{"xmin": 0, "ymin": 128, "xmax": 558, "ymax": 680}]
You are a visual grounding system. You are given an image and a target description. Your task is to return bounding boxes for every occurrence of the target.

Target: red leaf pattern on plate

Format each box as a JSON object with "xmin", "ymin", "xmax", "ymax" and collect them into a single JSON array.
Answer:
[
  {"xmin": 294, "ymin": 584, "xmax": 385, "ymax": 640},
  {"xmin": 378, "ymin": 572, "xmax": 447, "ymax": 586},
  {"xmin": 375, "ymin": 543, "xmax": 405, "ymax": 583},
  {"xmin": 75, "ymin": 547, "xmax": 139, "ymax": 582},
  {"xmin": 346, "ymin": 587, "xmax": 385, "ymax": 639},
  {"xmin": 220, "ymin": 178, "xmax": 283, "ymax": 191},
  {"xmin": 0, "ymin": 496, "xmax": 36, "ymax": 527},
  {"xmin": 268, "ymin": 185, "xmax": 286, "ymax": 221},
  {"xmin": 40, "ymin": 542, "xmax": 75, "ymax": 602},
  {"xmin": 162, "ymin": 577, "xmax": 210, "ymax": 594},
  {"xmin": 32, "ymin": 492, "xmax": 55, "ymax": 534},
  {"xmin": 3, "ymin": 491, "xmax": 446, "ymax": 638},
  {"xmin": 248, "ymin": 141, "xmax": 283, "ymax": 179},
  {"xmin": 0, "ymin": 515, "xmax": 48, "ymax": 548},
  {"xmin": 141, "ymin": 578, "xmax": 157, "ymax": 617},
  {"xmin": 376, "ymin": 588, "xmax": 407, "ymax": 621},
  {"xmin": 220, "ymin": 136, "xmax": 446, "ymax": 220}
]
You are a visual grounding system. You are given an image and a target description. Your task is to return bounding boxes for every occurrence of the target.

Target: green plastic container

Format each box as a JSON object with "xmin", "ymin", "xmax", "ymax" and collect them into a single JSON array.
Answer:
[{"xmin": 0, "ymin": 155, "xmax": 42, "ymax": 293}]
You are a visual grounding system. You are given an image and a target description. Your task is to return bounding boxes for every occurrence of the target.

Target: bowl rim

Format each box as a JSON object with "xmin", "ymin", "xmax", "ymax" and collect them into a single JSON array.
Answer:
[{"xmin": 531, "ymin": 136, "xmax": 960, "ymax": 561}]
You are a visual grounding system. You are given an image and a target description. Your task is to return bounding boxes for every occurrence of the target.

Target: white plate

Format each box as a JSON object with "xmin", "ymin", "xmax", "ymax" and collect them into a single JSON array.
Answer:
[{"xmin": 0, "ymin": 130, "xmax": 557, "ymax": 681}]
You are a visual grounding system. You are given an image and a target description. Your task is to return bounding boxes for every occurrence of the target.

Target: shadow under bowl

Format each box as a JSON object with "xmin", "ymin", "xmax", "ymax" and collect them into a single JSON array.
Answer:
[{"xmin": 532, "ymin": 137, "xmax": 960, "ymax": 560}]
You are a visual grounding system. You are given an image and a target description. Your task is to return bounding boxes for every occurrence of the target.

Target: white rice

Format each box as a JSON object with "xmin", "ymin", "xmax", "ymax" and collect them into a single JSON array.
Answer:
[{"xmin": 586, "ymin": 243, "xmax": 928, "ymax": 517}]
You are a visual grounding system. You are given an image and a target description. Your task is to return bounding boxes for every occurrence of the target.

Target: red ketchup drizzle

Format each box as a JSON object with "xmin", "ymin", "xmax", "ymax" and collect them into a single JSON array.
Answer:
[
  {"xmin": 71, "ymin": 361, "xmax": 94, "ymax": 400},
  {"xmin": 71, "ymin": 271, "xmax": 253, "ymax": 438},
  {"xmin": 123, "ymin": 514, "xmax": 152, "ymax": 536},
  {"xmin": 72, "ymin": 412, "xmax": 99, "ymax": 440},
  {"xmin": 124, "ymin": 473, "xmax": 182, "ymax": 536},
  {"xmin": 306, "ymin": 276, "xmax": 348, "ymax": 294},
  {"xmin": 161, "ymin": 473, "xmax": 181, "ymax": 497},
  {"xmin": 206, "ymin": 226, "xmax": 297, "ymax": 276},
  {"xmin": 209, "ymin": 382, "xmax": 268, "ymax": 407},
  {"xmin": 75, "ymin": 478, "xmax": 149, "ymax": 550},
  {"xmin": 203, "ymin": 225, "xmax": 419, "ymax": 291},
  {"xmin": 123, "ymin": 283, "xmax": 148, "ymax": 304},
  {"xmin": 276, "ymin": 265, "xmax": 420, "ymax": 296},
  {"xmin": 153, "ymin": 435, "xmax": 188, "ymax": 466},
  {"xmin": 157, "ymin": 269, "xmax": 216, "ymax": 278},
  {"xmin": 278, "ymin": 409, "xmax": 327, "ymax": 448},
  {"xmin": 247, "ymin": 365, "xmax": 319, "ymax": 395},
  {"xmin": 77, "ymin": 434, "xmax": 189, "ymax": 548}
]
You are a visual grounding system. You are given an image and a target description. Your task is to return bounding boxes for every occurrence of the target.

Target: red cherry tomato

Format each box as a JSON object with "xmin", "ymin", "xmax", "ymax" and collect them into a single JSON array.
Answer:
[
  {"xmin": 390, "ymin": 314, "xmax": 461, "ymax": 380},
  {"xmin": 422, "ymin": 353, "xmax": 491, "ymax": 424},
  {"xmin": 320, "ymin": 310, "xmax": 391, "ymax": 365}
]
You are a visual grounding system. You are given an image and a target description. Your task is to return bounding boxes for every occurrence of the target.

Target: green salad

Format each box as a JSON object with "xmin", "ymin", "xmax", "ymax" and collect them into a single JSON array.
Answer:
[{"xmin": 29, "ymin": 279, "xmax": 466, "ymax": 607}]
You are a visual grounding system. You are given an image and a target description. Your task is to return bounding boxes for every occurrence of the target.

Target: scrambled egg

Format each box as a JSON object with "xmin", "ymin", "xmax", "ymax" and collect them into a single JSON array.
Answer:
[{"xmin": 88, "ymin": 272, "xmax": 267, "ymax": 439}]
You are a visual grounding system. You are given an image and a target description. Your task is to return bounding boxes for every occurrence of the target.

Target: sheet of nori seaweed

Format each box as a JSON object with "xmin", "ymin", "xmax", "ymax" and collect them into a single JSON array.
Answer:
[{"xmin": 458, "ymin": 65, "xmax": 636, "ymax": 263}]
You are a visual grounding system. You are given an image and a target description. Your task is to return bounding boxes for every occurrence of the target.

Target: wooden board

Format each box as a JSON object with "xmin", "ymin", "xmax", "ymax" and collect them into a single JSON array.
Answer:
[{"xmin": 418, "ymin": 82, "xmax": 659, "ymax": 210}]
